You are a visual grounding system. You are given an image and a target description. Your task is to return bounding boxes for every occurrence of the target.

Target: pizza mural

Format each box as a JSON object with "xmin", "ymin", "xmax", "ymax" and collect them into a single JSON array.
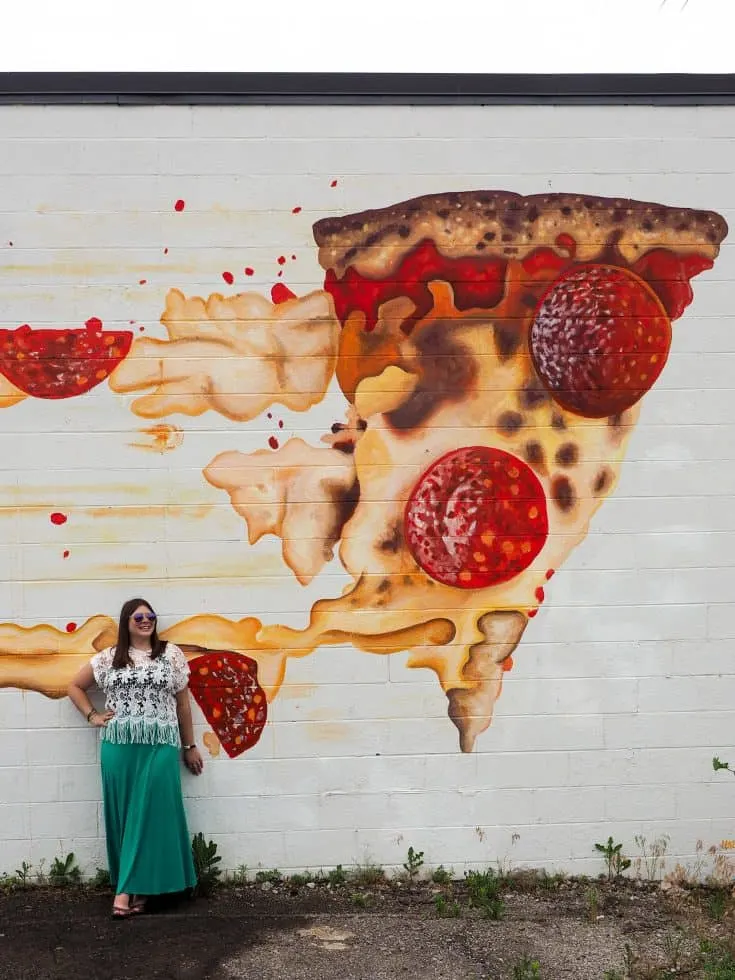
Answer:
[{"xmin": 0, "ymin": 190, "xmax": 727, "ymax": 756}]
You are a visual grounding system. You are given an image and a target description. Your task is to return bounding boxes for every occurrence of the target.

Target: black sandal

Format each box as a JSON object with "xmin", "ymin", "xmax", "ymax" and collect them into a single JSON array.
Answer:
[{"xmin": 111, "ymin": 903, "xmax": 143, "ymax": 919}]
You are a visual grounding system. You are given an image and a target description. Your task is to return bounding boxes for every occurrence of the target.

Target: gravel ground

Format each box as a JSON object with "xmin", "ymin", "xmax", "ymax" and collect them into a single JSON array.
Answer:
[{"xmin": 0, "ymin": 878, "xmax": 729, "ymax": 980}]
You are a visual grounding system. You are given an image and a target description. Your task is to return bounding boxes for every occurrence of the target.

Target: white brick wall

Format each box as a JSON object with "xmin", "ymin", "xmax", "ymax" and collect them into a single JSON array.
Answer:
[{"xmin": 0, "ymin": 103, "xmax": 734, "ymax": 878}]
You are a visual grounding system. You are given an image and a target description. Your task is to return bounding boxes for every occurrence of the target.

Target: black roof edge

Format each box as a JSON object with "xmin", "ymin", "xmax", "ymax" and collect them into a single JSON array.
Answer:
[{"xmin": 1, "ymin": 73, "xmax": 735, "ymax": 105}]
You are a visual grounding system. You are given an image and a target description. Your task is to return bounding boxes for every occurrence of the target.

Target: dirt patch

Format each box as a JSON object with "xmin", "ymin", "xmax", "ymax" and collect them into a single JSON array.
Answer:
[{"xmin": 0, "ymin": 878, "xmax": 732, "ymax": 980}]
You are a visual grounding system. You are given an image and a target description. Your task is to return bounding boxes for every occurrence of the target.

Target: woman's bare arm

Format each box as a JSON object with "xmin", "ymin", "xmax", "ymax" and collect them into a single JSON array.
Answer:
[
  {"xmin": 176, "ymin": 687, "xmax": 203, "ymax": 775},
  {"xmin": 67, "ymin": 663, "xmax": 113, "ymax": 727}
]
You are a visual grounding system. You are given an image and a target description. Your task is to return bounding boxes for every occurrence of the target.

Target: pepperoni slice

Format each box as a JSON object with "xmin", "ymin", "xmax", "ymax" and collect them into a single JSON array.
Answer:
[
  {"xmin": 0, "ymin": 319, "xmax": 133, "ymax": 399},
  {"xmin": 187, "ymin": 650, "xmax": 267, "ymax": 758},
  {"xmin": 404, "ymin": 446, "xmax": 548, "ymax": 589},
  {"xmin": 529, "ymin": 264, "xmax": 671, "ymax": 418}
]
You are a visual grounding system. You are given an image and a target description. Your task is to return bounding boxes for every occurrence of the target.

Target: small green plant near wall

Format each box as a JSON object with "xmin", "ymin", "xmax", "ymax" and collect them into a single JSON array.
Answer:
[
  {"xmin": 594, "ymin": 836, "xmax": 631, "ymax": 881},
  {"xmin": 254, "ymin": 868, "xmax": 282, "ymax": 886},
  {"xmin": 191, "ymin": 833, "xmax": 222, "ymax": 897},
  {"xmin": 92, "ymin": 867, "xmax": 111, "ymax": 889},
  {"xmin": 402, "ymin": 846, "xmax": 424, "ymax": 882},
  {"xmin": 350, "ymin": 860, "xmax": 385, "ymax": 888},
  {"xmin": 431, "ymin": 864, "xmax": 453, "ymax": 886},
  {"xmin": 464, "ymin": 869, "xmax": 505, "ymax": 920},
  {"xmin": 327, "ymin": 864, "xmax": 347, "ymax": 887},
  {"xmin": 49, "ymin": 853, "xmax": 81, "ymax": 887}
]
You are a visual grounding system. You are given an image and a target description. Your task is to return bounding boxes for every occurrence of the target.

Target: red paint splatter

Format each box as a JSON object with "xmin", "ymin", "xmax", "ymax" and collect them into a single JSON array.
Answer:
[
  {"xmin": 545, "ymin": 568, "xmax": 555, "ymax": 580},
  {"xmin": 271, "ymin": 283, "xmax": 297, "ymax": 304},
  {"xmin": 278, "ymin": 419, "xmax": 284, "ymax": 429},
  {"xmin": 268, "ymin": 436, "xmax": 279, "ymax": 450},
  {"xmin": 62, "ymin": 550, "xmax": 70, "ymax": 559},
  {"xmin": 244, "ymin": 267, "xmax": 254, "ymax": 276},
  {"xmin": 65, "ymin": 622, "xmax": 77, "ymax": 633},
  {"xmin": 277, "ymin": 256, "xmax": 286, "ymax": 266},
  {"xmin": 85, "ymin": 317, "xmax": 103, "ymax": 331},
  {"xmin": 8, "ymin": 241, "xmax": 13, "ymax": 246},
  {"xmin": 267, "ymin": 412, "xmax": 272, "ymax": 419},
  {"xmin": 139, "ymin": 279, "xmax": 147, "ymax": 286},
  {"xmin": 292, "ymin": 206, "xmax": 302, "ymax": 214},
  {"xmin": 163, "ymin": 247, "xmax": 169, "ymax": 255},
  {"xmin": 535, "ymin": 586, "xmax": 545, "ymax": 603},
  {"xmin": 222, "ymin": 271, "xmax": 234, "ymax": 285},
  {"xmin": 139, "ymin": 326, "xmax": 145, "ymax": 332},
  {"xmin": 174, "ymin": 199, "xmax": 185, "ymax": 212},
  {"xmin": 527, "ymin": 609, "xmax": 538, "ymax": 618},
  {"xmin": 291, "ymin": 254, "xmax": 296, "ymax": 261},
  {"xmin": 330, "ymin": 180, "xmax": 338, "ymax": 187},
  {"xmin": 50, "ymin": 512, "xmax": 68, "ymax": 526},
  {"xmin": 502, "ymin": 656, "xmax": 514, "ymax": 672},
  {"xmin": 277, "ymin": 270, "xmax": 283, "ymax": 278},
  {"xmin": 129, "ymin": 320, "xmax": 135, "ymax": 325}
]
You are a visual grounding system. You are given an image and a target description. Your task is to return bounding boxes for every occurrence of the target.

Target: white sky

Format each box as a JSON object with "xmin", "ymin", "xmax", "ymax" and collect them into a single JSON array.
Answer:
[{"xmin": 0, "ymin": 0, "xmax": 731, "ymax": 75}]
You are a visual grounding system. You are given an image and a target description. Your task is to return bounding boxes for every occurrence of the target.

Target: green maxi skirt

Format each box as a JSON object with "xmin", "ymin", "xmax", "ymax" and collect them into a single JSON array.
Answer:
[{"xmin": 100, "ymin": 741, "xmax": 197, "ymax": 896}]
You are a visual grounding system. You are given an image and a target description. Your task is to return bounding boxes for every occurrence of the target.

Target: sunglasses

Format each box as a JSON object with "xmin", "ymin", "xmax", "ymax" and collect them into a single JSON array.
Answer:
[{"xmin": 132, "ymin": 613, "xmax": 156, "ymax": 624}]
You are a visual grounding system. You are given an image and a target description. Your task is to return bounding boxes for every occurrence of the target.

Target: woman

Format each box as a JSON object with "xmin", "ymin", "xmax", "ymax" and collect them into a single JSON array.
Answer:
[{"xmin": 68, "ymin": 597, "xmax": 203, "ymax": 918}]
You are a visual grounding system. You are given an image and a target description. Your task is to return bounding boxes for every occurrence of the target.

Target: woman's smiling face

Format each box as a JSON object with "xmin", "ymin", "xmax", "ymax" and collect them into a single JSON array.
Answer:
[{"xmin": 129, "ymin": 604, "xmax": 156, "ymax": 645}]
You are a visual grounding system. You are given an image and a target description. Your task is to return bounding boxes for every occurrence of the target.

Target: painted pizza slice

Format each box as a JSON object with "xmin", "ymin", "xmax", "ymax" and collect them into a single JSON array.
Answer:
[{"xmin": 286, "ymin": 191, "xmax": 729, "ymax": 751}]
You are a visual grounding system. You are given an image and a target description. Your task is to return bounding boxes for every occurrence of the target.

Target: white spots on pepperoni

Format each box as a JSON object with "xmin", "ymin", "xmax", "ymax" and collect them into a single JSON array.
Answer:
[
  {"xmin": 529, "ymin": 264, "xmax": 672, "ymax": 418},
  {"xmin": 404, "ymin": 446, "xmax": 548, "ymax": 590}
]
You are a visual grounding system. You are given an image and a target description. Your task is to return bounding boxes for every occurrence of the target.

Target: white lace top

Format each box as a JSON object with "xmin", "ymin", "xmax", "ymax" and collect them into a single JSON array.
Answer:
[{"xmin": 90, "ymin": 642, "xmax": 190, "ymax": 748}]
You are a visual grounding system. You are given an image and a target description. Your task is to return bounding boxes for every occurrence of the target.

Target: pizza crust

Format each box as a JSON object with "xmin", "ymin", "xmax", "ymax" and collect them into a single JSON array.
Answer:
[{"xmin": 313, "ymin": 190, "xmax": 727, "ymax": 279}]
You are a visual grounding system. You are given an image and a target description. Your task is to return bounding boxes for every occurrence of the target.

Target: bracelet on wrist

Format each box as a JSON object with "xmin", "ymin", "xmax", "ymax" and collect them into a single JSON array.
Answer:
[
  {"xmin": 182, "ymin": 743, "xmax": 196, "ymax": 751},
  {"xmin": 86, "ymin": 708, "xmax": 96, "ymax": 723}
]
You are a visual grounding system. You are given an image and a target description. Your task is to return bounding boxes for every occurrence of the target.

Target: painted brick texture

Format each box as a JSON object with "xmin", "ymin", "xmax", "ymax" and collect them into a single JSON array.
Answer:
[{"xmin": 0, "ymin": 104, "xmax": 733, "ymax": 879}]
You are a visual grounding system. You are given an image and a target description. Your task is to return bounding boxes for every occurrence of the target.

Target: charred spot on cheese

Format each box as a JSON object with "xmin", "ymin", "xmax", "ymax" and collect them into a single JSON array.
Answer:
[
  {"xmin": 551, "ymin": 411, "xmax": 567, "ymax": 431},
  {"xmin": 497, "ymin": 410, "xmax": 524, "ymax": 435},
  {"xmin": 593, "ymin": 468, "xmax": 612, "ymax": 494},
  {"xmin": 607, "ymin": 410, "xmax": 631, "ymax": 446},
  {"xmin": 555, "ymin": 443, "xmax": 579, "ymax": 468},
  {"xmin": 551, "ymin": 475, "xmax": 576, "ymax": 512},
  {"xmin": 387, "ymin": 321, "xmax": 476, "ymax": 432},
  {"xmin": 493, "ymin": 321, "xmax": 522, "ymax": 361},
  {"xmin": 523, "ymin": 440, "xmax": 546, "ymax": 473},
  {"xmin": 519, "ymin": 378, "xmax": 550, "ymax": 411},
  {"xmin": 379, "ymin": 523, "xmax": 403, "ymax": 554},
  {"xmin": 376, "ymin": 577, "xmax": 392, "ymax": 594},
  {"xmin": 325, "ymin": 477, "xmax": 360, "ymax": 553}
]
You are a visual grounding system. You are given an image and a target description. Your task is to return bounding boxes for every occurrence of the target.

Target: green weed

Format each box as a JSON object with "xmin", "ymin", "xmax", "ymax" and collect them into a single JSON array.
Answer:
[
  {"xmin": 402, "ymin": 846, "xmax": 424, "ymax": 881},
  {"xmin": 254, "ymin": 868, "xmax": 282, "ymax": 885},
  {"xmin": 431, "ymin": 864, "xmax": 453, "ymax": 886},
  {"xmin": 594, "ymin": 836, "xmax": 631, "ymax": 881},
  {"xmin": 464, "ymin": 868, "xmax": 504, "ymax": 920},
  {"xmin": 511, "ymin": 955, "xmax": 541, "ymax": 979},
  {"xmin": 91, "ymin": 867, "xmax": 111, "ymax": 889},
  {"xmin": 191, "ymin": 833, "xmax": 222, "ymax": 897},
  {"xmin": 48, "ymin": 853, "xmax": 81, "ymax": 887},
  {"xmin": 327, "ymin": 864, "xmax": 347, "ymax": 887},
  {"xmin": 350, "ymin": 861, "xmax": 385, "ymax": 887},
  {"xmin": 433, "ymin": 893, "xmax": 460, "ymax": 917}
]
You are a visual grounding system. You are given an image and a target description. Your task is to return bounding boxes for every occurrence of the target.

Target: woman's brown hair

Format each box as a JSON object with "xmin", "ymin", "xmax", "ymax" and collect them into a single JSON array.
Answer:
[{"xmin": 112, "ymin": 597, "xmax": 167, "ymax": 668}]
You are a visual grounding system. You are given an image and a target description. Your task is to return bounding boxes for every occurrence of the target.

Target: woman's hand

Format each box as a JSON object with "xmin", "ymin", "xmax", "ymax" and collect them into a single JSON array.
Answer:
[
  {"xmin": 184, "ymin": 746, "xmax": 203, "ymax": 775},
  {"xmin": 90, "ymin": 710, "xmax": 115, "ymax": 728}
]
